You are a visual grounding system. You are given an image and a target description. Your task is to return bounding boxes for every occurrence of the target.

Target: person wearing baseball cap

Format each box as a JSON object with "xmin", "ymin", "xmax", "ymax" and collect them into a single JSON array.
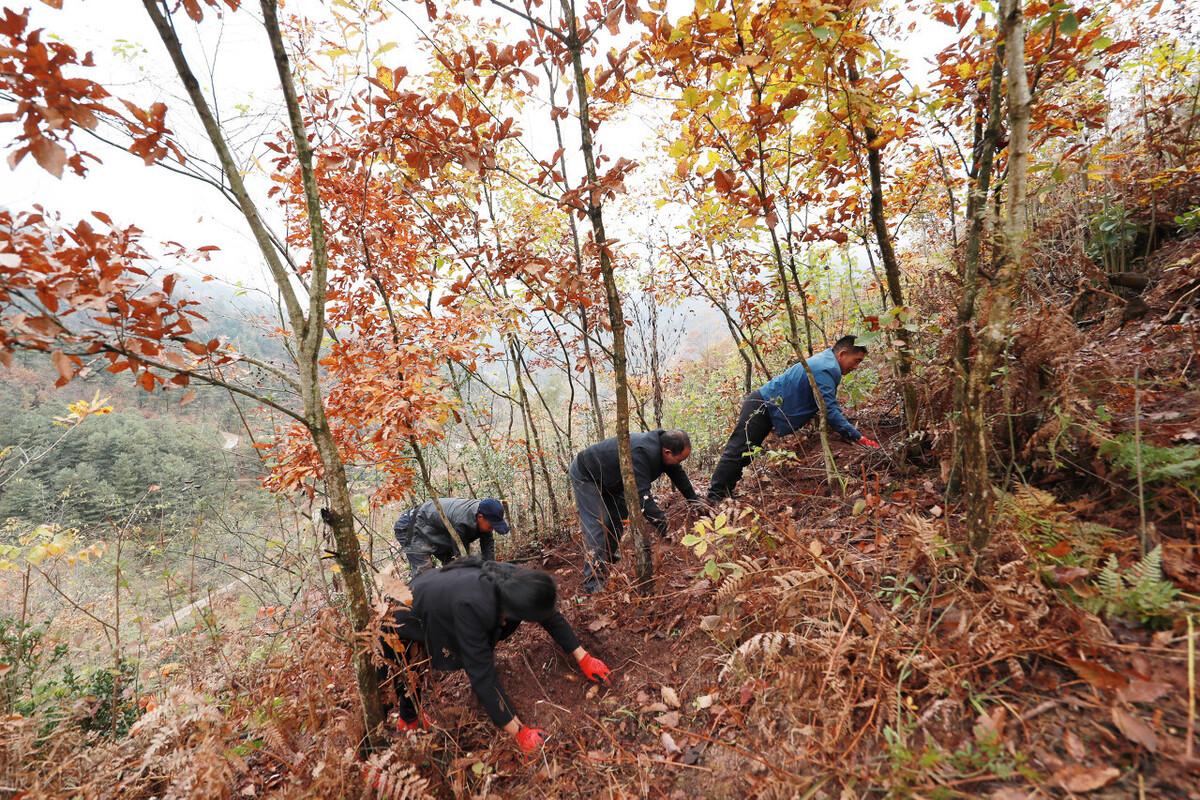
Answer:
[{"xmin": 393, "ymin": 497, "xmax": 511, "ymax": 577}]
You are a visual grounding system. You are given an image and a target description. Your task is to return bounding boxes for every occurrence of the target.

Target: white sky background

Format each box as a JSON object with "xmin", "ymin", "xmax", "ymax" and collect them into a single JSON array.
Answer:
[{"xmin": 3, "ymin": 0, "xmax": 955, "ymax": 335}]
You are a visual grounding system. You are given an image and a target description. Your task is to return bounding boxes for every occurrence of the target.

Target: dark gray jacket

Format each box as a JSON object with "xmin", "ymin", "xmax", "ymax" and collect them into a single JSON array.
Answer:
[
  {"xmin": 395, "ymin": 498, "xmax": 495, "ymax": 560},
  {"xmin": 570, "ymin": 429, "xmax": 698, "ymax": 532}
]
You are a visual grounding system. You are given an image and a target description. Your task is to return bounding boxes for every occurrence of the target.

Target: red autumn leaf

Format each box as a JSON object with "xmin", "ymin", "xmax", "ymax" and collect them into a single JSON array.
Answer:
[
  {"xmin": 51, "ymin": 349, "xmax": 74, "ymax": 382},
  {"xmin": 1065, "ymin": 658, "xmax": 1128, "ymax": 692}
]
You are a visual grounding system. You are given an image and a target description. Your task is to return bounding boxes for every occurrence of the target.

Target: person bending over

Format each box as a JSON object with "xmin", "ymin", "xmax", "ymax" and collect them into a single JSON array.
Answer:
[
  {"xmin": 376, "ymin": 557, "xmax": 612, "ymax": 752},
  {"xmin": 569, "ymin": 429, "xmax": 700, "ymax": 594},
  {"xmin": 707, "ymin": 335, "xmax": 878, "ymax": 503},
  {"xmin": 393, "ymin": 497, "xmax": 510, "ymax": 578}
]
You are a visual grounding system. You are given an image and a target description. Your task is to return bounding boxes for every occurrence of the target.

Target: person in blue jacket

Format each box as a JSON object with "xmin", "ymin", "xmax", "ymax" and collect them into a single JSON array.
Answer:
[{"xmin": 706, "ymin": 335, "xmax": 879, "ymax": 502}]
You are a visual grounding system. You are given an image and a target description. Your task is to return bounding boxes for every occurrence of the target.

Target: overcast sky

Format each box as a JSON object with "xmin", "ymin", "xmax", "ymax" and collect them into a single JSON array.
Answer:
[{"xmin": 4, "ymin": 0, "xmax": 953, "ymax": 310}]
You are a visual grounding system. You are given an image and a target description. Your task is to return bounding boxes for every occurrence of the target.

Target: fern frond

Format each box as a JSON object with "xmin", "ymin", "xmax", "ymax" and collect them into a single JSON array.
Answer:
[
  {"xmin": 363, "ymin": 751, "xmax": 433, "ymax": 800},
  {"xmin": 718, "ymin": 631, "xmax": 799, "ymax": 682},
  {"xmin": 771, "ymin": 570, "xmax": 822, "ymax": 595},
  {"xmin": 714, "ymin": 558, "xmax": 765, "ymax": 606}
]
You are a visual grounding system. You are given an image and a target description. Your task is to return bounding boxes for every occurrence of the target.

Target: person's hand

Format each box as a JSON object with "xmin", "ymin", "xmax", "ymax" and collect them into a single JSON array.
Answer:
[
  {"xmin": 859, "ymin": 437, "xmax": 880, "ymax": 449},
  {"xmin": 578, "ymin": 653, "xmax": 612, "ymax": 684},
  {"xmin": 515, "ymin": 725, "xmax": 548, "ymax": 753}
]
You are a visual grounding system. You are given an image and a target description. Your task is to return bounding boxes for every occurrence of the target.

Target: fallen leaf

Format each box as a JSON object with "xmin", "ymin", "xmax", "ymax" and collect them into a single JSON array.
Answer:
[
  {"xmin": 1052, "ymin": 566, "xmax": 1090, "ymax": 584},
  {"xmin": 1065, "ymin": 658, "xmax": 1128, "ymax": 691},
  {"xmin": 1046, "ymin": 540, "xmax": 1072, "ymax": 558},
  {"xmin": 641, "ymin": 702, "xmax": 669, "ymax": 713},
  {"xmin": 1052, "ymin": 764, "xmax": 1120, "ymax": 793},
  {"xmin": 694, "ymin": 694, "xmax": 715, "ymax": 710},
  {"xmin": 682, "ymin": 745, "xmax": 704, "ymax": 765},
  {"xmin": 989, "ymin": 788, "xmax": 1032, "ymax": 800},
  {"xmin": 808, "ymin": 539, "xmax": 823, "ymax": 558},
  {"xmin": 929, "ymin": 504, "xmax": 943, "ymax": 518},
  {"xmin": 661, "ymin": 686, "xmax": 681, "ymax": 708},
  {"xmin": 586, "ymin": 684, "xmax": 599, "ymax": 700},
  {"xmin": 586, "ymin": 750, "xmax": 608, "ymax": 762},
  {"xmin": 1064, "ymin": 730, "xmax": 1087, "ymax": 761},
  {"xmin": 661, "ymin": 731, "xmax": 680, "ymax": 754},
  {"xmin": 1111, "ymin": 707, "xmax": 1157, "ymax": 752},
  {"xmin": 1118, "ymin": 680, "xmax": 1172, "ymax": 705},
  {"xmin": 655, "ymin": 711, "xmax": 681, "ymax": 727},
  {"xmin": 700, "ymin": 615, "xmax": 723, "ymax": 631},
  {"xmin": 587, "ymin": 616, "xmax": 613, "ymax": 632}
]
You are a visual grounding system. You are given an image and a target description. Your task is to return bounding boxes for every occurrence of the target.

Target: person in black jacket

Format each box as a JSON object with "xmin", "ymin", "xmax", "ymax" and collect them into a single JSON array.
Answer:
[
  {"xmin": 569, "ymin": 428, "xmax": 701, "ymax": 594},
  {"xmin": 377, "ymin": 557, "xmax": 611, "ymax": 752}
]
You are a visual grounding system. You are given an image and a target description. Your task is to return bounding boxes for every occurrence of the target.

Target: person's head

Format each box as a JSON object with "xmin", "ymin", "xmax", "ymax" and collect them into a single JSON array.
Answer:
[
  {"xmin": 833, "ymin": 335, "xmax": 868, "ymax": 374},
  {"xmin": 482, "ymin": 560, "xmax": 558, "ymax": 622},
  {"xmin": 660, "ymin": 429, "xmax": 693, "ymax": 466},
  {"xmin": 475, "ymin": 498, "xmax": 510, "ymax": 535}
]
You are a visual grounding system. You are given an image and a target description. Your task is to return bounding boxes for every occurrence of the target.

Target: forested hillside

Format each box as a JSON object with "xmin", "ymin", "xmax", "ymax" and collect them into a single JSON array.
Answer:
[{"xmin": 1, "ymin": 0, "xmax": 1198, "ymax": 797}]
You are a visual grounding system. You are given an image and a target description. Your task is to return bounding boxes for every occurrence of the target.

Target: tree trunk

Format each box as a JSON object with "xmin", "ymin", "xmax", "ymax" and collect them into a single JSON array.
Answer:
[
  {"xmin": 259, "ymin": 0, "xmax": 387, "ymax": 744},
  {"xmin": 962, "ymin": 0, "xmax": 1032, "ymax": 552},
  {"xmin": 509, "ymin": 337, "xmax": 563, "ymax": 532},
  {"xmin": 845, "ymin": 58, "xmax": 919, "ymax": 434},
  {"xmin": 559, "ymin": 0, "xmax": 652, "ymax": 589},
  {"xmin": 648, "ymin": 283, "xmax": 664, "ymax": 428},
  {"xmin": 143, "ymin": 0, "xmax": 387, "ymax": 748},
  {"xmin": 949, "ymin": 34, "xmax": 1005, "ymax": 499}
]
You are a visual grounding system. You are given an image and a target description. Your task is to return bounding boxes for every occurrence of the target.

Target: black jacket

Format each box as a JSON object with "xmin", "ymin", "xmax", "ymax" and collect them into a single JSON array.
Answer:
[
  {"xmin": 570, "ymin": 429, "xmax": 699, "ymax": 530},
  {"xmin": 396, "ymin": 498, "xmax": 494, "ymax": 560},
  {"xmin": 409, "ymin": 565, "xmax": 580, "ymax": 727}
]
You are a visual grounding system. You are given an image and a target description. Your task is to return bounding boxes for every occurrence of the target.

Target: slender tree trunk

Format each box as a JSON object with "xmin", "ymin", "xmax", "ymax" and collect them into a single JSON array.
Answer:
[
  {"xmin": 962, "ymin": 0, "xmax": 1032, "ymax": 551},
  {"xmin": 648, "ymin": 282, "xmax": 664, "ymax": 428},
  {"xmin": 559, "ymin": 0, "xmax": 652, "ymax": 589},
  {"xmin": 950, "ymin": 36, "xmax": 1005, "ymax": 499},
  {"xmin": 845, "ymin": 58, "xmax": 919, "ymax": 434},
  {"xmin": 509, "ymin": 337, "xmax": 563, "ymax": 532},
  {"xmin": 539, "ymin": 48, "xmax": 606, "ymax": 440},
  {"xmin": 265, "ymin": 0, "xmax": 390, "ymax": 746},
  {"xmin": 143, "ymin": 0, "xmax": 387, "ymax": 747}
]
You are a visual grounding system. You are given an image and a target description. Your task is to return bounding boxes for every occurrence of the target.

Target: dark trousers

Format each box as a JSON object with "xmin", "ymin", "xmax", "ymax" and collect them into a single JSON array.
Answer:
[
  {"xmin": 570, "ymin": 460, "xmax": 627, "ymax": 594},
  {"xmin": 377, "ymin": 606, "xmax": 427, "ymax": 723},
  {"xmin": 707, "ymin": 390, "xmax": 774, "ymax": 502},
  {"xmin": 394, "ymin": 509, "xmax": 453, "ymax": 579}
]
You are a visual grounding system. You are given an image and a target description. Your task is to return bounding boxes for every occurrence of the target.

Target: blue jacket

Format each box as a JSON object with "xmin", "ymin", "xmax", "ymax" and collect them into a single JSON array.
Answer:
[{"xmin": 759, "ymin": 349, "xmax": 862, "ymax": 441}]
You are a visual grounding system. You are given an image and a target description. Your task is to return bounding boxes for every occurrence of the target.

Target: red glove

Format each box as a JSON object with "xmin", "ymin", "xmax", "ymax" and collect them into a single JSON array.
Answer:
[
  {"xmin": 516, "ymin": 726, "xmax": 547, "ymax": 753},
  {"xmin": 395, "ymin": 711, "xmax": 432, "ymax": 731},
  {"xmin": 859, "ymin": 437, "xmax": 880, "ymax": 449},
  {"xmin": 578, "ymin": 653, "xmax": 611, "ymax": 684}
]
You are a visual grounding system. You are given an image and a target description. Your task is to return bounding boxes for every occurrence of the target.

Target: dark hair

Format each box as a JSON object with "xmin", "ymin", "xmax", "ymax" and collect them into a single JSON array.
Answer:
[
  {"xmin": 443, "ymin": 556, "xmax": 557, "ymax": 621},
  {"xmin": 833, "ymin": 335, "xmax": 868, "ymax": 356},
  {"xmin": 660, "ymin": 429, "xmax": 691, "ymax": 455}
]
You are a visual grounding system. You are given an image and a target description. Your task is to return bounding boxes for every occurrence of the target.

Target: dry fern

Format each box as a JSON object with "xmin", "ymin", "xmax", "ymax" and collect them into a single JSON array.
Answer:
[
  {"xmin": 362, "ymin": 751, "xmax": 433, "ymax": 800},
  {"xmin": 900, "ymin": 513, "xmax": 947, "ymax": 562},
  {"xmin": 771, "ymin": 569, "xmax": 822, "ymax": 596},
  {"xmin": 719, "ymin": 631, "xmax": 799, "ymax": 681},
  {"xmin": 714, "ymin": 557, "xmax": 765, "ymax": 606}
]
